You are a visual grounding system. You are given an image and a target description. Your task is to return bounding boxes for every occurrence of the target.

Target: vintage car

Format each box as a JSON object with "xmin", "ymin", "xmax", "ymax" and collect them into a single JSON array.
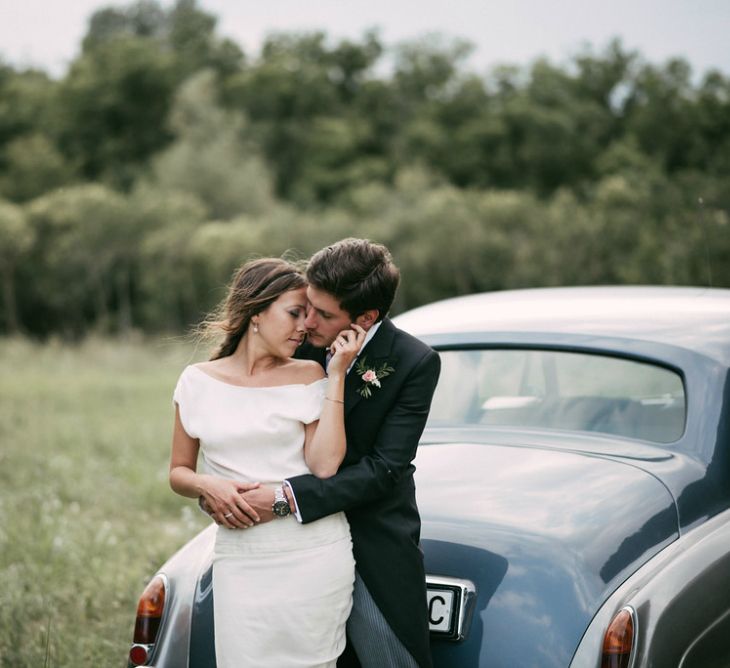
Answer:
[{"xmin": 129, "ymin": 286, "xmax": 730, "ymax": 667}]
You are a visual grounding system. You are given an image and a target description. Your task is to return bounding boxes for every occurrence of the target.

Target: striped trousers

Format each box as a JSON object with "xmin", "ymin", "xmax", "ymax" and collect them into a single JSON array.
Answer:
[{"xmin": 345, "ymin": 571, "xmax": 420, "ymax": 668}]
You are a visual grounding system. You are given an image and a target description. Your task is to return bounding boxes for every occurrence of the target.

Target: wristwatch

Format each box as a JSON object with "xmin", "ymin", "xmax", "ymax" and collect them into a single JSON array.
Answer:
[{"xmin": 272, "ymin": 486, "xmax": 291, "ymax": 518}]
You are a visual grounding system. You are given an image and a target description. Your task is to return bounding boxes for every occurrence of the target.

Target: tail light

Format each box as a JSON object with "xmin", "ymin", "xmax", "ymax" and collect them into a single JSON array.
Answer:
[
  {"xmin": 601, "ymin": 606, "xmax": 637, "ymax": 668},
  {"xmin": 129, "ymin": 574, "xmax": 167, "ymax": 667}
]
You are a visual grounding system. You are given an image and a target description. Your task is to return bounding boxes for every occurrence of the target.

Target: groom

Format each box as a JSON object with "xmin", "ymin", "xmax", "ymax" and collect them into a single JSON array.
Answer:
[{"xmin": 246, "ymin": 238, "xmax": 440, "ymax": 667}]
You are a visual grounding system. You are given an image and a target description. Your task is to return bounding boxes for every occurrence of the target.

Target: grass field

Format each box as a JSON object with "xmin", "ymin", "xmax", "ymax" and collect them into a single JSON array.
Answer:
[{"xmin": 0, "ymin": 337, "xmax": 211, "ymax": 667}]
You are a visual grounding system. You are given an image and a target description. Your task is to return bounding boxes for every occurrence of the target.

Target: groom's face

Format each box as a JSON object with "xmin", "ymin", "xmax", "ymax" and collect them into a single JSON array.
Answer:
[{"xmin": 304, "ymin": 285, "xmax": 354, "ymax": 348}]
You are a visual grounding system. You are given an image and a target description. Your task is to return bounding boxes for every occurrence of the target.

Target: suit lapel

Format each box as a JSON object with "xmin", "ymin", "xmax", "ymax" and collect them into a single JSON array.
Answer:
[{"xmin": 345, "ymin": 319, "xmax": 397, "ymax": 415}]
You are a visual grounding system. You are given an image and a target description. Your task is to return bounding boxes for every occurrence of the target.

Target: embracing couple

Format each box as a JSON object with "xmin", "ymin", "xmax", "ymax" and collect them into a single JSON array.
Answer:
[{"xmin": 169, "ymin": 238, "xmax": 441, "ymax": 667}]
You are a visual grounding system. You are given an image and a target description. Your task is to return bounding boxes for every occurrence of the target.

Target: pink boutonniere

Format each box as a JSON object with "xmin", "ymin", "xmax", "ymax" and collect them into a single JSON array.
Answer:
[{"xmin": 354, "ymin": 356, "xmax": 395, "ymax": 398}]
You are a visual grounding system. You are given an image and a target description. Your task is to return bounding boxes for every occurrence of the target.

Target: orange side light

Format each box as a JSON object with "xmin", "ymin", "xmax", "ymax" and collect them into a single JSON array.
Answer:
[
  {"xmin": 133, "ymin": 575, "xmax": 166, "ymax": 645},
  {"xmin": 601, "ymin": 607, "xmax": 635, "ymax": 668}
]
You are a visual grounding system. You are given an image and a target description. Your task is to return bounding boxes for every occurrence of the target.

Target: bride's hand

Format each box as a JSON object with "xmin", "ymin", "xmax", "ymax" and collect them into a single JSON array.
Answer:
[
  {"xmin": 199, "ymin": 475, "xmax": 261, "ymax": 529},
  {"xmin": 327, "ymin": 324, "xmax": 367, "ymax": 377}
]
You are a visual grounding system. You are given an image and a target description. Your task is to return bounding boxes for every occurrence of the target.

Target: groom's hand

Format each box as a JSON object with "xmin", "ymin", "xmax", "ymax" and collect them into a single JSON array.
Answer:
[{"xmin": 240, "ymin": 487, "xmax": 276, "ymax": 524}]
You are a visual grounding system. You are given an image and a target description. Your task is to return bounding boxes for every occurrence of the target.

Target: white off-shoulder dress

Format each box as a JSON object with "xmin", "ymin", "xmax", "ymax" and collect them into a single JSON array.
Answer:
[{"xmin": 173, "ymin": 365, "xmax": 354, "ymax": 668}]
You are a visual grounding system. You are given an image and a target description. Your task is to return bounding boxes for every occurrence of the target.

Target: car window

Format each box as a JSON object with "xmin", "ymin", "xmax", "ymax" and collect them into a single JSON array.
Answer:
[{"xmin": 428, "ymin": 349, "xmax": 686, "ymax": 443}]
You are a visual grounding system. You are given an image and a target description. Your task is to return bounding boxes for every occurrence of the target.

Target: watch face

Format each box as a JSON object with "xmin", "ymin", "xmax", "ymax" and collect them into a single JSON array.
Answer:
[{"xmin": 272, "ymin": 500, "xmax": 290, "ymax": 517}]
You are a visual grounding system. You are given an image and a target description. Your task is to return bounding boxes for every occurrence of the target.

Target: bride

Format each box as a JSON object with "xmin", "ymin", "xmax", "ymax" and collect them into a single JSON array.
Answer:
[{"xmin": 168, "ymin": 258, "xmax": 364, "ymax": 668}]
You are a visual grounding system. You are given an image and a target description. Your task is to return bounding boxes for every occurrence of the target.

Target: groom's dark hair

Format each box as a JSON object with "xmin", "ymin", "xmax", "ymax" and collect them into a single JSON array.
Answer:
[{"xmin": 307, "ymin": 238, "xmax": 400, "ymax": 322}]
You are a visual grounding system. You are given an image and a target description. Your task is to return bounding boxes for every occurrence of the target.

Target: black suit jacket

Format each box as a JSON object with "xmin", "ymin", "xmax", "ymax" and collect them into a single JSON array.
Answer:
[{"xmin": 290, "ymin": 318, "xmax": 440, "ymax": 668}]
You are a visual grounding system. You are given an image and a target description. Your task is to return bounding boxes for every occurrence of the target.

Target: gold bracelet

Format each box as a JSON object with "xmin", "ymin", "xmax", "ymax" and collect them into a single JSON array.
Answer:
[{"xmin": 325, "ymin": 397, "xmax": 344, "ymax": 404}]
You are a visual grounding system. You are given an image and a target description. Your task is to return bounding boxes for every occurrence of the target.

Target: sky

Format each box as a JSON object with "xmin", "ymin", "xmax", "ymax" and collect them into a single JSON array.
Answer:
[{"xmin": 1, "ymin": 0, "xmax": 729, "ymax": 79}]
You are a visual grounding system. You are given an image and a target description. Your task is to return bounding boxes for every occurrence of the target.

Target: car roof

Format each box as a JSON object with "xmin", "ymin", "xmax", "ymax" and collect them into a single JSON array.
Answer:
[{"xmin": 394, "ymin": 286, "xmax": 730, "ymax": 365}]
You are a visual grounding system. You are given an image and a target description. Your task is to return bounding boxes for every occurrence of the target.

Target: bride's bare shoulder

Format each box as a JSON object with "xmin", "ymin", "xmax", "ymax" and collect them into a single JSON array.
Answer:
[
  {"xmin": 193, "ymin": 359, "xmax": 220, "ymax": 371},
  {"xmin": 192, "ymin": 359, "xmax": 228, "ymax": 375},
  {"xmin": 284, "ymin": 359, "xmax": 326, "ymax": 384}
]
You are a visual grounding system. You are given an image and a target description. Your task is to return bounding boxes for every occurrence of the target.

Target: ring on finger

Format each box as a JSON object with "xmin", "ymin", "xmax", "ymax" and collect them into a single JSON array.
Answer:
[{"xmin": 224, "ymin": 512, "xmax": 234, "ymax": 518}]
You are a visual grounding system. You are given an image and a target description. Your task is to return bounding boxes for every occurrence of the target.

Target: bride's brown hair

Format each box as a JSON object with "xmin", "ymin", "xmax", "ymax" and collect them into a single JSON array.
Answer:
[{"xmin": 200, "ymin": 258, "xmax": 306, "ymax": 360}]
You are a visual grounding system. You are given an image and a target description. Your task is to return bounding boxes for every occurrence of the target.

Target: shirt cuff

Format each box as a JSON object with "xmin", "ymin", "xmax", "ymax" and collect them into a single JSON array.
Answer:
[{"xmin": 283, "ymin": 480, "xmax": 303, "ymax": 523}]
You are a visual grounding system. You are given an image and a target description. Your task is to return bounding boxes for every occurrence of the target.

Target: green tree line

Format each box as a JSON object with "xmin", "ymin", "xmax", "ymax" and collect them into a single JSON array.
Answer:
[{"xmin": 1, "ymin": 0, "xmax": 728, "ymax": 337}]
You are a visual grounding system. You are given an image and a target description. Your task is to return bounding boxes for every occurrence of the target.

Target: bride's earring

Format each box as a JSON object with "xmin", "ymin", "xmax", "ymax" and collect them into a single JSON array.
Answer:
[{"xmin": 253, "ymin": 322, "xmax": 259, "ymax": 334}]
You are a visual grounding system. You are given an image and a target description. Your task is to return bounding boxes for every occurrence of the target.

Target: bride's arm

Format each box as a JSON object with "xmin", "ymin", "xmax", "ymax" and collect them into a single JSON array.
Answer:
[
  {"xmin": 169, "ymin": 406, "xmax": 260, "ymax": 528},
  {"xmin": 303, "ymin": 371, "xmax": 347, "ymax": 478},
  {"xmin": 303, "ymin": 326, "xmax": 365, "ymax": 478}
]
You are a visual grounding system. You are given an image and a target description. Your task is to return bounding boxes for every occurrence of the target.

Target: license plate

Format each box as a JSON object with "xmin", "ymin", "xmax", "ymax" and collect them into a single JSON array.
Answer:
[{"xmin": 426, "ymin": 576, "xmax": 475, "ymax": 641}]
